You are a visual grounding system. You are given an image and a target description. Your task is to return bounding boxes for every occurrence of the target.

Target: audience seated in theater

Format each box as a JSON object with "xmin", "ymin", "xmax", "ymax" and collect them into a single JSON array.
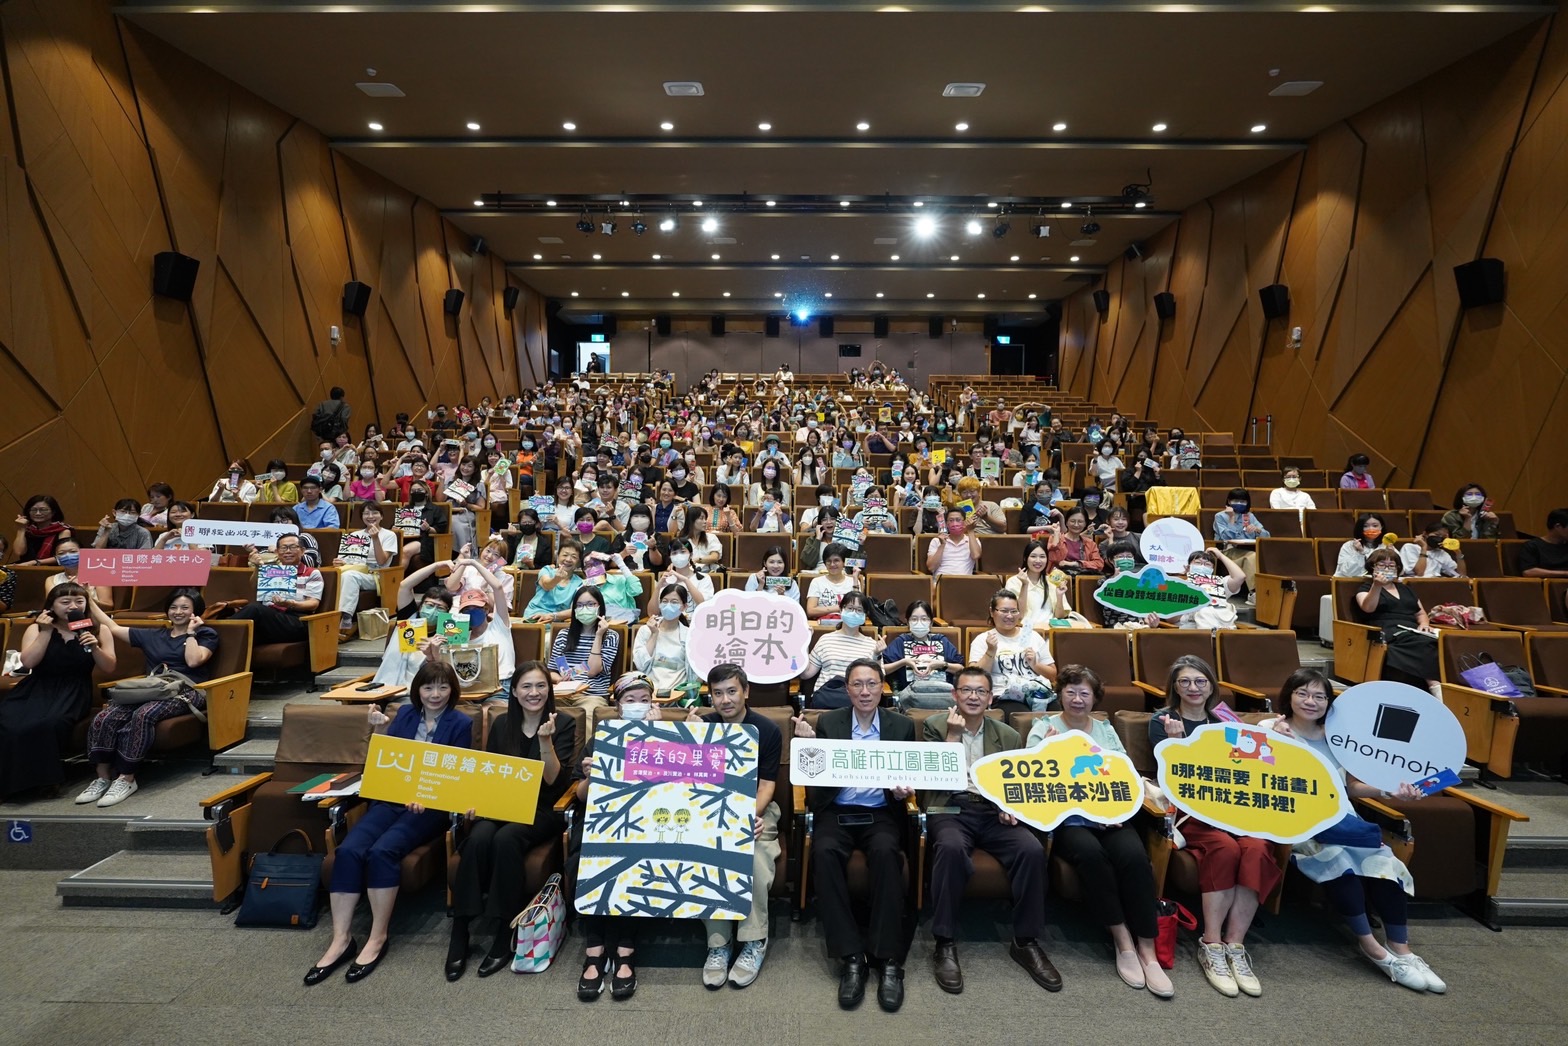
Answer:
[
  {"xmin": 1213, "ymin": 487, "xmax": 1268, "ymax": 600},
  {"xmin": 1004, "ymin": 540, "xmax": 1062, "ymax": 631},
  {"xmin": 1335, "ymin": 513, "xmax": 1390, "ymax": 578},
  {"xmin": 1399, "ymin": 522, "xmax": 1464, "ymax": 579},
  {"xmin": 1262, "ymin": 669, "xmax": 1445, "ymax": 994},
  {"xmin": 93, "ymin": 499, "xmax": 152, "ymax": 550},
  {"xmin": 396, "ymin": 477, "xmax": 448, "ymax": 570},
  {"xmin": 1170, "ymin": 548, "xmax": 1244, "ymax": 630},
  {"xmin": 1269, "ymin": 467, "xmax": 1317, "ymax": 511},
  {"xmin": 548, "ymin": 586, "xmax": 619, "ymax": 708},
  {"xmin": 1440, "ymin": 483, "xmax": 1499, "ymax": 540},
  {"xmin": 0, "ymin": 583, "xmax": 116, "ymax": 801},
  {"xmin": 1516, "ymin": 508, "xmax": 1568, "ymax": 580},
  {"xmin": 139, "ymin": 483, "xmax": 174, "ymax": 528},
  {"xmin": 42, "ymin": 540, "xmax": 111, "ymax": 606},
  {"xmin": 207, "ymin": 459, "xmax": 260, "ymax": 504},
  {"xmin": 969, "ymin": 589, "xmax": 1056, "ymax": 714},
  {"xmin": 260, "ymin": 506, "xmax": 320, "ymax": 567},
  {"xmin": 1356, "ymin": 549, "xmax": 1441, "ymax": 693},
  {"xmin": 303, "ymin": 662, "xmax": 473, "ymax": 987},
  {"xmin": 651, "ymin": 538, "xmax": 714, "ymax": 607},
  {"xmin": 334, "ymin": 502, "xmax": 398, "ymax": 638},
  {"xmin": 742, "ymin": 544, "xmax": 799, "ymax": 602},
  {"xmin": 231, "ymin": 532, "xmax": 323, "ymax": 646},
  {"xmin": 153, "ymin": 502, "xmax": 197, "ymax": 550},
  {"xmin": 632, "ymin": 583, "xmax": 697, "ymax": 701},
  {"xmin": 1340, "ymin": 453, "xmax": 1376, "ymax": 490},
  {"xmin": 800, "ymin": 591, "xmax": 881, "ymax": 709},
  {"xmin": 256, "ymin": 459, "xmax": 299, "ymax": 504},
  {"xmin": 78, "ymin": 589, "xmax": 218, "ymax": 809},
  {"xmin": 292, "ymin": 475, "xmax": 340, "ymax": 530},
  {"xmin": 1028, "ymin": 665, "xmax": 1171, "ymax": 998},
  {"xmin": 882, "ymin": 600, "xmax": 962, "ymax": 708},
  {"xmin": 1046, "ymin": 506, "xmax": 1104, "ymax": 577},
  {"xmin": 927, "ymin": 508, "xmax": 980, "ymax": 577},
  {"xmin": 805, "ymin": 541, "xmax": 859, "ymax": 619},
  {"xmin": 10, "ymin": 494, "xmax": 69, "ymax": 566}
]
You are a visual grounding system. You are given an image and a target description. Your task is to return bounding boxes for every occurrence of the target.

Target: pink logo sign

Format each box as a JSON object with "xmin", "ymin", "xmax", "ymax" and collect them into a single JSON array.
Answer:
[
  {"xmin": 77, "ymin": 549, "xmax": 213, "ymax": 587},
  {"xmin": 686, "ymin": 589, "xmax": 809, "ymax": 684},
  {"xmin": 623, "ymin": 741, "xmax": 727, "ymax": 783}
]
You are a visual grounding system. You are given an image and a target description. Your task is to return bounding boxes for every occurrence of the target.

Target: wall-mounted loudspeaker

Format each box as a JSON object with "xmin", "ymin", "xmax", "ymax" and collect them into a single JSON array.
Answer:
[
  {"xmin": 655, "ymin": 314, "xmax": 671, "ymax": 337},
  {"xmin": 1153, "ymin": 292, "xmax": 1176, "ymax": 320},
  {"xmin": 502, "ymin": 286, "xmax": 520, "ymax": 313},
  {"xmin": 928, "ymin": 316, "xmax": 944, "ymax": 339},
  {"xmin": 152, "ymin": 251, "xmax": 200, "ymax": 301},
  {"xmin": 873, "ymin": 315, "xmax": 889, "ymax": 339},
  {"xmin": 1453, "ymin": 258, "xmax": 1505, "ymax": 309},
  {"xmin": 1092, "ymin": 289, "xmax": 1110, "ymax": 315},
  {"xmin": 818, "ymin": 316, "xmax": 834, "ymax": 339},
  {"xmin": 1258, "ymin": 284, "xmax": 1290, "ymax": 319},
  {"xmin": 710, "ymin": 315, "xmax": 725, "ymax": 337},
  {"xmin": 765, "ymin": 316, "xmax": 780, "ymax": 338},
  {"xmin": 342, "ymin": 281, "xmax": 371, "ymax": 317},
  {"xmin": 443, "ymin": 289, "xmax": 464, "ymax": 316}
]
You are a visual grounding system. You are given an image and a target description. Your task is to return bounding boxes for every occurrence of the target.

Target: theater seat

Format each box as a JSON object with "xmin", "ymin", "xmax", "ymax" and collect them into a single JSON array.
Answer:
[
  {"xmin": 1050, "ymin": 629, "xmax": 1142, "ymax": 714},
  {"xmin": 249, "ymin": 568, "xmax": 343, "ymax": 689}
]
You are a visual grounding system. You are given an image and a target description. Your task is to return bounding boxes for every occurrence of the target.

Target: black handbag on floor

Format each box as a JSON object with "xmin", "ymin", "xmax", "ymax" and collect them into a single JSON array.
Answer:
[{"xmin": 234, "ymin": 829, "xmax": 324, "ymax": 929}]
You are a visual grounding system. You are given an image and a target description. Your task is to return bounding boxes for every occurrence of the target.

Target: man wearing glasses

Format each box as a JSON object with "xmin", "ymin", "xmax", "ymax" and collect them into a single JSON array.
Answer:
[
  {"xmin": 792, "ymin": 659, "xmax": 915, "ymax": 1013},
  {"xmin": 922, "ymin": 667, "xmax": 1059, "ymax": 995}
]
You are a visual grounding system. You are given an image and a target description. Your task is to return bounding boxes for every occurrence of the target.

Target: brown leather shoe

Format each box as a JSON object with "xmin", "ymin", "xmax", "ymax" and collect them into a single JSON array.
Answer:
[
  {"xmin": 1010, "ymin": 940, "xmax": 1063, "ymax": 992},
  {"xmin": 933, "ymin": 940, "xmax": 963, "ymax": 994}
]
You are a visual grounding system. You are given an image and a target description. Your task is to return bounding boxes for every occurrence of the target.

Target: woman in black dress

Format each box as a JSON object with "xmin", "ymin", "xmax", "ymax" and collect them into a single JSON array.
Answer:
[
  {"xmin": 0, "ymin": 583, "xmax": 117, "ymax": 799},
  {"xmin": 1354, "ymin": 549, "xmax": 1440, "ymax": 688},
  {"xmin": 447, "ymin": 660, "xmax": 577, "ymax": 981}
]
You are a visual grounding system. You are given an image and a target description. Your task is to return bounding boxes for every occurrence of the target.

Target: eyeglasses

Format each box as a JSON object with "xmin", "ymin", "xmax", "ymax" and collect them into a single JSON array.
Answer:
[
  {"xmin": 955, "ymin": 686, "xmax": 991, "ymax": 697},
  {"xmin": 994, "ymin": 607, "xmax": 1020, "ymax": 617},
  {"xmin": 1174, "ymin": 678, "xmax": 1211, "ymax": 691},
  {"xmin": 1292, "ymin": 688, "xmax": 1328, "ymax": 702}
]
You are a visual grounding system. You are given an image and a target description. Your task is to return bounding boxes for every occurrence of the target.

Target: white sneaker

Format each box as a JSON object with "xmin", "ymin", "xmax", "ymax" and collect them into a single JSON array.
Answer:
[
  {"xmin": 729, "ymin": 939, "xmax": 767, "ymax": 988},
  {"xmin": 702, "ymin": 946, "xmax": 730, "ymax": 990},
  {"xmin": 74, "ymin": 779, "xmax": 111, "ymax": 805},
  {"xmin": 1365, "ymin": 949, "xmax": 1427, "ymax": 991},
  {"xmin": 1404, "ymin": 953, "xmax": 1446, "ymax": 993},
  {"xmin": 1198, "ymin": 941, "xmax": 1239, "ymax": 997},
  {"xmin": 96, "ymin": 779, "xmax": 138, "ymax": 808},
  {"xmin": 1225, "ymin": 943, "xmax": 1261, "ymax": 997}
]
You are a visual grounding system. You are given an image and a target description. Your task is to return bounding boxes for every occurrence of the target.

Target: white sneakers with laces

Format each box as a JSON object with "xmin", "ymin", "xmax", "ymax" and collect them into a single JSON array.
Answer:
[
  {"xmin": 1224, "ymin": 943, "xmax": 1261, "ymax": 997},
  {"xmin": 1365, "ymin": 948, "xmax": 1428, "ymax": 991},
  {"xmin": 728, "ymin": 939, "xmax": 768, "ymax": 988},
  {"xmin": 702, "ymin": 946, "xmax": 730, "ymax": 990},
  {"xmin": 1198, "ymin": 940, "xmax": 1238, "ymax": 997},
  {"xmin": 1402, "ymin": 953, "xmax": 1447, "ymax": 993},
  {"xmin": 74, "ymin": 779, "xmax": 111, "ymax": 805},
  {"xmin": 97, "ymin": 779, "xmax": 138, "ymax": 808}
]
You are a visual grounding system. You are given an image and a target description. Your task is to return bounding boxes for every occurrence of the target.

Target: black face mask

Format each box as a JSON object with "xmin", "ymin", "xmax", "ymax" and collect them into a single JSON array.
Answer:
[
  {"xmin": 409, "ymin": 491, "xmax": 427, "ymax": 503},
  {"xmin": 518, "ymin": 522, "xmax": 537, "ymax": 534}
]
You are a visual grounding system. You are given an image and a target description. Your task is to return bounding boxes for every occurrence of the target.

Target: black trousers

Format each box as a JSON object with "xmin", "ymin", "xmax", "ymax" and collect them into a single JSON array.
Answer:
[
  {"xmin": 1051, "ymin": 823, "xmax": 1159, "ymax": 940},
  {"xmin": 928, "ymin": 802, "xmax": 1046, "ymax": 939},
  {"xmin": 812, "ymin": 803, "xmax": 907, "ymax": 960},
  {"xmin": 232, "ymin": 604, "xmax": 306, "ymax": 645},
  {"xmin": 451, "ymin": 812, "xmax": 563, "ymax": 923}
]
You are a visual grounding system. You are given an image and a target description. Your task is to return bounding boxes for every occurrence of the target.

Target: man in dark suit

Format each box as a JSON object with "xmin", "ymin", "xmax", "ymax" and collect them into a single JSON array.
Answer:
[
  {"xmin": 921, "ymin": 666, "xmax": 1060, "ymax": 995},
  {"xmin": 793, "ymin": 658, "xmax": 915, "ymax": 1013}
]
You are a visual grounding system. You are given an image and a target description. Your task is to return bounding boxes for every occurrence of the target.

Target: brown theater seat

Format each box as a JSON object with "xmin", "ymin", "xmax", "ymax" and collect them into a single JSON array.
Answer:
[
  {"xmin": 1476, "ymin": 579, "xmax": 1568, "ymax": 633},
  {"xmin": 1253, "ymin": 537, "xmax": 1330, "ymax": 633},
  {"xmin": 1050, "ymin": 629, "xmax": 1143, "ymax": 714}
]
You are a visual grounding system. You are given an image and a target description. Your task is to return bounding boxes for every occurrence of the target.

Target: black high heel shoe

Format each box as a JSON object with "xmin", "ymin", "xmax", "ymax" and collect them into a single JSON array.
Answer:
[
  {"xmin": 610, "ymin": 953, "xmax": 637, "ymax": 1001},
  {"xmin": 345, "ymin": 939, "xmax": 390, "ymax": 984},
  {"xmin": 303, "ymin": 938, "xmax": 357, "ymax": 986},
  {"xmin": 577, "ymin": 952, "xmax": 607, "ymax": 1001}
]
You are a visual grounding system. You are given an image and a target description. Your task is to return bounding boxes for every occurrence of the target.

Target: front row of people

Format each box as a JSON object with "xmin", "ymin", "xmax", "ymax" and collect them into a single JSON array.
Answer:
[{"xmin": 302, "ymin": 658, "xmax": 1443, "ymax": 1005}]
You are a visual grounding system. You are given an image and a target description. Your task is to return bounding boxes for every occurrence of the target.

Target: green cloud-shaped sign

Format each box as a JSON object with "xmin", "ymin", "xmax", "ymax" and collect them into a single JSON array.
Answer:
[{"xmin": 1094, "ymin": 568, "xmax": 1207, "ymax": 619}]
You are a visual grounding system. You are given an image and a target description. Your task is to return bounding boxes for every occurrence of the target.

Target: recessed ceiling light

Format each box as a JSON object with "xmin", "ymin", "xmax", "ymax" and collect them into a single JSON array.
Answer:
[
  {"xmin": 672, "ymin": 291, "xmax": 680, "ymax": 297},
  {"xmin": 987, "ymin": 202, "xmax": 998, "ymax": 209},
  {"xmin": 660, "ymin": 121, "xmax": 674, "ymax": 131},
  {"xmin": 592, "ymin": 253, "xmax": 602, "ymax": 260},
  {"xmin": 758, "ymin": 121, "xmax": 772, "ymax": 131},
  {"xmin": 966, "ymin": 219, "xmax": 983, "ymax": 236},
  {"xmin": 367, "ymin": 122, "xmax": 383, "ymax": 131},
  {"xmin": 1134, "ymin": 201, "xmax": 1147, "ymax": 209},
  {"xmin": 652, "ymin": 253, "xmax": 662, "ymax": 260},
  {"xmin": 546, "ymin": 199, "xmax": 557, "ymax": 207},
  {"xmin": 532, "ymin": 253, "xmax": 542, "ymax": 260},
  {"xmin": 1250, "ymin": 123, "xmax": 1267, "ymax": 133},
  {"xmin": 711, "ymin": 253, "xmax": 721, "ymax": 260},
  {"xmin": 1069, "ymin": 255, "xmax": 1081, "ymax": 262},
  {"xmin": 954, "ymin": 122, "xmax": 969, "ymax": 132},
  {"xmin": 765, "ymin": 200, "xmax": 776, "ymax": 207},
  {"xmin": 1028, "ymin": 293, "xmax": 1037, "ymax": 299},
  {"xmin": 473, "ymin": 199, "xmax": 484, "ymax": 207},
  {"xmin": 692, "ymin": 200, "xmax": 703, "ymax": 207},
  {"xmin": 949, "ymin": 254, "xmax": 959, "ymax": 261},
  {"xmin": 770, "ymin": 253, "xmax": 780, "ymax": 260},
  {"xmin": 977, "ymin": 293, "xmax": 986, "ymax": 299},
  {"xmin": 914, "ymin": 216, "xmax": 937, "ymax": 238},
  {"xmin": 1062, "ymin": 201, "xmax": 1072, "ymax": 208},
  {"xmin": 570, "ymin": 291, "xmax": 579, "ymax": 297},
  {"xmin": 466, "ymin": 121, "xmax": 481, "ymax": 131},
  {"xmin": 875, "ymin": 292, "xmax": 885, "ymax": 298},
  {"xmin": 1151, "ymin": 122, "xmax": 1168, "ymax": 132},
  {"xmin": 890, "ymin": 254, "xmax": 901, "ymax": 261},
  {"xmin": 825, "ymin": 292, "xmax": 833, "ymax": 298},
  {"xmin": 830, "ymin": 254, "xmax": 840, "ymax": 260},
  {"xmin": 840, "ymin": 200, "xmax": 851, "ymax": 208},
  {"xmin": 701, "ymin": 217, "xmax": 718, "ymax": 233},
  {"xmin": 774, "ymin": 292, "xmax": 783, "ymax": 298},
  {"xmin": 621, "ymin": 291, "xmax": 629, "ymax": 297},
  {"xmin": 912, "ymin": 200, "xmax": 924, "ymax": 208},
  {"xmin": 562, "ymin": 121, "xmax": 576, "ymax": 131},
  {"xmin": 1052, "ymin": 121, "xmax": 1067, "ymax": 132},
  {"xmin": 856, "ymin": 121, "xmax": 870, "ymax": 131},
  {"xmin": 926, "ymin": 292, "xmax": 935, "ymax": 298},
  {"xmin": 723, "ymin": 291, "xmax": 731, "ymax": 297},
  {"xmin": 1010, "ymin": 254, "xmax": 1020, "ymax": 262}
]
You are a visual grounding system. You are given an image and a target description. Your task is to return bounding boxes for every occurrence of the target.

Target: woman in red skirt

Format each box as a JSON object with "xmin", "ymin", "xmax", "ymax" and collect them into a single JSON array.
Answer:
[{"xmin": 1148, "ymin": 655, "xmax": 1281, "ymax": 999}]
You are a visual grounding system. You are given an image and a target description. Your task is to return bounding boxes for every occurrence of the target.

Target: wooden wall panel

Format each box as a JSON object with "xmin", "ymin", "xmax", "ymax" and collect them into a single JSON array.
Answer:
[
  {"xmin": 1062, "ymin": 13, "xmax": 1568, "ymax": 529},
  {"xmin": 0, "ymin": 1, "xmax": 543, "ymax": 522}
]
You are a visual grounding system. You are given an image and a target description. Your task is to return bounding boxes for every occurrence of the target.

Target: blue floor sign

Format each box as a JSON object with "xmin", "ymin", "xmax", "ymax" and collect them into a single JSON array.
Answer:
[{"xmin": 7, "ymin": 821, "xmax": 32, "ymax": 844}]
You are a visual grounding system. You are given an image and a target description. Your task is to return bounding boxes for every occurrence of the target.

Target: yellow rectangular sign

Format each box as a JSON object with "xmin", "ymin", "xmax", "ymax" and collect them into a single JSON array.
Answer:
[{"xmin": 360, "ymin": 734, "xmax": 543, "ymax": 823}]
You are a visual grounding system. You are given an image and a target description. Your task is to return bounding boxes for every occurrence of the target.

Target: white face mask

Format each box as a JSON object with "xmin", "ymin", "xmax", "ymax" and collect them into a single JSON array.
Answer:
[
  {"xmin": 908, "ymin": 619, "xmax": 931, "ymax": 638},
  {"xmin": 114, "ymin": 512, "xmax": 137, "ymax": 527},
  {"xmin": 321, "ymin": 449, "xmax": 333, "ymax": 460},
  {"xmin": 671, "ymin": 552, "xmax": 691, "ymax": 569},
  {"xmin": 621, "ymin": 700, "xmax": 651, "ymax": 721}
]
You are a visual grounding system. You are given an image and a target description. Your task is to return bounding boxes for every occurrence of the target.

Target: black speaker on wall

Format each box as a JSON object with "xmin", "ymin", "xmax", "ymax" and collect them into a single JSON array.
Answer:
[
  {"xmin": 1153, "ymin": 292, "xmax": 1176, "ymax": 320},
  {"xmin": 765, "ymin": 315, "xmax": 781, "ymax": 338},
  {"xmin": 443, "ymin": 289, "xmax": 464, "ymax": 316},
  {"xmin": 1091, "ymin": 289, "xmax": 1111, "ymax": 315},
  {"xmin": 710, "ymin": 315, "xmax": 726, "ymax": 337},
  {"xmin": 502, "ymin": 286, "xmax": 521, "ymax": 313},
  {"xmin": 656, "ymin": 314, "xmax": 672, "ymax": 337},
  {"xmin": 152, "ymin": 251, "xmax": 200, "ymax": 301},
  {"xmin": 602, "ymin": 316, "xmax": 617, "ymax": 338},
  {"xmin": 873, "ymin": 315, "xmax": 889, "ymax": 339},
  {"xmin": 1258, "ymin": 284, "xmax": 1290, "ymax": 319},
  {"xmin": 1453, "ymin": 258, "xmax": 1506, "ymax": 309},
  {"xmin": 928, "ymin": 316, "xmax": 944, "ymax": 339},
  {"xmin": 341, "ymin": 281, "xmax": 371, "ymax": 317},
  {"xmin": 818, "ymin": 315, "xmax": 834, "ymax": 339}
]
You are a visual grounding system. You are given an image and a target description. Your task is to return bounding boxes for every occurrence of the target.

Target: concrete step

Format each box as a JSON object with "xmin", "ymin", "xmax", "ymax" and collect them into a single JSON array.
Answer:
[
  {"xmin": 56, "ymin": 849, "xmax": 215, "ymax": 909},
  {"xmin": 213, "ymin": 738, "xmax": 278, "ymax": 774},
  {"xmin": 1491, "ymin": 867, "xmax": 1568, "ymax": 927},
  {"xmin": 1504, "ymin": 836, "xmax": 1568, "ymax": 870},
  {"xmin": 123, "ymin": 817, "xmax": 211, "ymax": 853}
]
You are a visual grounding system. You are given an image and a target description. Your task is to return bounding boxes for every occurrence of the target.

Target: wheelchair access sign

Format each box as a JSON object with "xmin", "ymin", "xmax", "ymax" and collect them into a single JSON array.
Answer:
[{"xmin": 7, "ymin": 821, "xmax": 32, "ymax": 844}]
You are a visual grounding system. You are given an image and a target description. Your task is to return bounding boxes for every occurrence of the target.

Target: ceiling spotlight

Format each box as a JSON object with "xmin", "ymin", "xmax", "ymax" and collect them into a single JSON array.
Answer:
[
  {"xmin": 1250, "ymin": 123, "xmax": 1267, "ymax": 133},
  {"xmin": 692, "ymin": 200, "xmax": 703, "ymax": 207},
  {"xmin": 875, "ymin": 292, "xmax": 885, "ymax": 298},
  {"xmin": 631, "ymin": 217, "xmax": 647, "ymax": 235},
  {"xmin": 1010, "ymin": 254, "xmax": 1020, "ymax": 262},
  {"xmin": 711, "ymin": 253, "xmax": 721, "ymax": 260},
  {"xmin": 532, "ymin": 253, "xmax": 542, "ymax": 260},
  {"xmin": 546, "ymin": 199, "xmax": 557, "ymax": 207},
  {"xmin": 965, "ymin": 219, "xmax": 983, "ymax": 236},
  {"xmin": 926, "ymin": 292, "xmax": 935, "ymax": 298},
  {"xmin": 473, "ymin": 199, "xmax": 484, "ymax": 207},
  {"xmin": 771, "ymin": 253, "xmax": 780, "ymax": 260},
  {"xmin": 1028, "ymin": 293, "xmax": 1038, "ymax": 299},
  {"xmin": 652, "ymin": 253, "xmax": 662, "ymax": 260},
  {"xmin": 701, "ymin": 217, "xmax": 718, "ymax": 233},
  {"xmin": 1134, "ymin": 201, "xmax": 1147, "ymax": 209},
  {"xmin": 367, "ymin": 122, "xmax": 383, "ymax": 131},
  {"xmin": 658, "ymin": 213, "xmax": 678, "ymax": 232},
  {"xmin": 1081, "ymin": 218, "xmax": 1101, "ymax": 235},
  {"xmin": 570, "ymin": 291, "xmax": 579, "ymax": 297},
  {"xmin": 840, "ymin": 200, "xmax": 851, "ymax": 208},
  {"xmin": 1152, "ymin": 122, "xmax": 1168, "ymax": 132},
  {"xmin": 672, "ymin": 291, "xmax": 680, "ymax": 297},
  {"xmin": 774, "ymin": 292, "xmax": 783, "ymax": 298},
  {"xmin": 856, "ymin": 121, "xmax": 870, "ymax": 131},
  {"xmin": 1069, "ymin": 255, "xmax": 1081, "ymax": 262},
  {"xmin": 914, "ymin": 215, "xmax": 937, "ymax": 238},
  {"xmin": 660, "ymin": 121, "xmax": 674, "ymax": 131},
  {"xmin": 600, "ymin": 219, "xmax": 617, "ymax": 235},
  {"xmin": 1052, "ymin": 121, "xmax": 1067, "ymax": 132},
  {"xmin": 621, "ymin": 291, "xmax": 630, "ymax": 297},
  {"xmin": 890, "ymin": 254, "xmax": 901, "ymax": 261},
  {"xmin": 987, "ymin": 202, "xmax": 998, "ymax": 209},
  {"xmin": 949, "ymin": 254, "xmax": 959, "ymax": 261},
  {"xmin": 977, "ymin": 293, "xmax": 986, "ymax": 299},
  {"xmin": 758, "ymin": 121, "xmax": 772, "ymax": 131},
  {"xmin": 795, "ymin": 307, "xmax": 811, "ymax": 322},
  {"xmin": 955, "ymin": 122, "xmax": 969, "ymax": 132},
  {"xmin": 913, "ymin": 200, "xmax": 925, "ymax": 208},
  {"xmin": 466, "ymin": 121, "xmax": 481, "ymax": 131},
  {"xmin": 723, "ymin": 291, "xmax": 731, "ymax": 297},
  {"xmin": 592, "ymin": 253, "xmax": 602, "ymax": 260},
  {"xmin": 824, "ymin": 292, "xmax": 834, "ymax": 298},
  {"xmin": 993, "ymin": 218, "xmax": 1011, "ymax": 239},
  {"xmin": 576, "ymin": 211, "xmax": 594, "ymax": 234},
  {"xmin": 830, "ymin": 254, "xmax": 840, "ymax": 260},
  {"xmin": 765, "ymin": 200, "xmax": 776, "ymax": 207},
  {"xmin": 562, "ymin": 121, "xmax": 577, "ymax": 131}
]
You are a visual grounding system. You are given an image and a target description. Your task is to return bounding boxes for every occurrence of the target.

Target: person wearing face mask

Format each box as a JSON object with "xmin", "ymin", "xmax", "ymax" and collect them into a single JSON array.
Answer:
[
  {"xmin": 1340, "ymin": 453, "xmax": 1376, "ymax": 490},
  {"xmin": 831, "ymin": 434, "xmax": 863, "ymax": 471},
  {"xmin": 507, "ymin": 508, "xmax": 552, "ymax": 570},
  {"xmin": 395, "ymin": 480, "xmax": 448, "ymax": 570},
  {"xmin": 1401, "ymin": 523, "xmax": 1465, "ymax": 579},
  {"xmin": 206, "ymin": 458, "xmax": 258, "ymax": 505},
  {"xmin": 1169, "ymin": 549, "xmax": 1246, "ymax": 630},
  {"xmin": 1354, "ymin": 549, "xmax": 1441, "ymax": 690},
  {"xmin": 1089, "ymin": 441, "xmax": 1125, "ymax": 493},
  {"xmin": 307, "ymin": 441, "xmax": 337, "ymax": 481},
  {"xmin": 798, "ymin": 591, "xmax": 882, "ymax": 710},
  {"xmin": 794, "ymin": 447, "xmax": 826, "ymax": 489},
  {"xmin": 1269, "ymin": 467, "xmax": 1317, "ymax": 511},
  {"xmin": 317, "ymin": 464, "xmax": 345, "ymax": 502},
  {"xmin": 445, "ymin": 456, "xmax": 487, "ymax": 553},
  {"xmin": 304, "ymin": 662, "xmax": 473, "ymax": 987},
  {"xmin": 1212, "ymin": 488, "xmax": 1269, "ymax": 602},
  {"xmin": 333, "ymin": 503, "xmax": 398, "ymax": 638},
  {"xmin": 92, "ymin": 499, "xmax": 153, "ymax": 551},
  {"xmin": 0, "ymin": 582, "xmax": 116, "ymax": 800},
  {"xmin": 666, "ymin": 459, "xmax": 700, "ymax": 501},
  {"xmin": 549, "ymin": 587, "xmax": 620, "ymax": 707},
  {"xmin": 1165, "ymin": 429, "xmax": 1201, "ymax": 471},
  {"xmin": 571, "ymin": 507, "xmax": 618, "ymax": 558},
  {"xmin": 446, "ymin": 661, "xmax": 575, "ymax": 980},
  {"xmin": 632, "ymin": 583, "xmax": 698, "ymax": 702},
  {"xmin": 796, "ymin": 483, "xmax": 839, "ymax": 533},
  {"xmin": 651, "ymin": 432, "xmax": 680, "ymax": 468},
  {"xmin": 256, "ymin": 459, "xmax": 299, "ymax": 503},
  {"xmin": 1098, "ymin": 540, "xmax": 1157, "ymax": 628},
  {"xmin": 524, "ymin": 539, "xmax": 583, "ymax": 623},
  {"xmin": 1336, "ymin": 513, "xmax": 1391, "ymax": 578},
  {"xmin": 971, "ymin": 590, "xmax": 1056, "ymax": 713},
  {"xmin": 881, "ymin": 599, "xmax": 962, "ymax": 704},
  {"xmin": 513, "ymin": 436, "xmax": 539, "ymax": 491},
  {"xmin": 651, "ymin": 537, "xmax": 715, "ymax": 609},
  {"xmin": 927, "ymin": 508, "xmax": 980, "ymax": 577},
  {"xmin": 1441, "ymin": 483, "xmax": 1500, "ymax": 540},
  {"xmin": 852, "ymin": 486, "xmax": 899, "ymax": 536},
  {"xmin": 1020, "ymin": 480, "xmax": 1061, "ymax": 537},
  {"xmin": 44, "ymin": 540, "xmax": 112, "ymax": 606},
  {"xmin": 747, "ymin": 461, "xmax": 792, "ymax": 510}
]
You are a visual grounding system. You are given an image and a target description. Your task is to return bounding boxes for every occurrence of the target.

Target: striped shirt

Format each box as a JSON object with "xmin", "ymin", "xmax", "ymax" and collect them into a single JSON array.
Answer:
[
  {"xmin": 808, "ymin": 629, "xmax": 879, "ymax": 683},
  {"xmin": 549, "ymin": 626, "xmax": 622, "ymax": 698}
]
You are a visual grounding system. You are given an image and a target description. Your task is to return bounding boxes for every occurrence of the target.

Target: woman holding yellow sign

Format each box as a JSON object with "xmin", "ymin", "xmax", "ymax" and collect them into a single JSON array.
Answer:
[
  {"xmin": 1148, "ymin": 657, "xmax": 1279, "ymax": 998},
  {"xmin": 1262, "ymin": 669, "xmax": 1445, "ymax": 994},
  {"xmin": 304, "ymin": 662, "xmax": 474, "ymax": 987}
]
